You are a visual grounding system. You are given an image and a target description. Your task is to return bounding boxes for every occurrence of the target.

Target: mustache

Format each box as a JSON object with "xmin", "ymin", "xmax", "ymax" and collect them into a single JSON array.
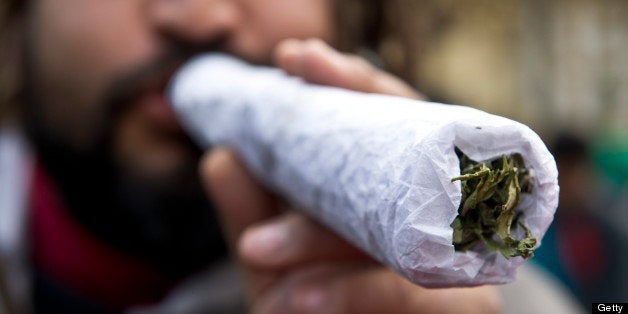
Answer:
[
  {"xmin": 103, "ymin": 40, "xmax": 227, "ymax": 121},
  {"xmin": 104, "ymin": 49, "xmax": 187, "ymax": 122}
]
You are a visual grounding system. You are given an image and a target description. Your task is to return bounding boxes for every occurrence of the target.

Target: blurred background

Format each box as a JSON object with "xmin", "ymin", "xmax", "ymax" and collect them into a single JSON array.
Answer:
[{"xmin": 405, "ymin": 0, "xmax": 628, "ymax": 306}]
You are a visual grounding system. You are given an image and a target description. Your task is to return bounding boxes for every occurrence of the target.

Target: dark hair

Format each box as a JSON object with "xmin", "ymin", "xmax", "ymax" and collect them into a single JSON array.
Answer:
[
  {"xmin": 1, "ymin": 0, "xmax": 24, "ymax": 17},
  {"xmin": 333, "ymin": 0, "xmax": 420, "ymax": 86},
  {"xmin": 0, "ymin": 0, "xmax": 25, "ymax": 120}
]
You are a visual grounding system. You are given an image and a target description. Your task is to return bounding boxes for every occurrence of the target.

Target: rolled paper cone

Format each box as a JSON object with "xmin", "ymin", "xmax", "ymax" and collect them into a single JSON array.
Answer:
[{"xmin": 168, "ymin": 54, "xmax": 559, "ymax": 287}]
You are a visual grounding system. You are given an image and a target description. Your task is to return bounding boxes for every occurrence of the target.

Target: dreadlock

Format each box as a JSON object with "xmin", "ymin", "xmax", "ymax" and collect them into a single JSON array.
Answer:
[
  {"xmin": 0, "ymin": 0, "xmax": 26, "ymax": 120},
  {"xmin": 333, "ymin": 0, "xmax": 420, "ymax": 87}
]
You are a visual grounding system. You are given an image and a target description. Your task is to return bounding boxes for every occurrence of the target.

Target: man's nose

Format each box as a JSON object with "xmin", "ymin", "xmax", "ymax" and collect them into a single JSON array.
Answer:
[{"xmin": 148, "ymin": 0, "xmax": 240, "ymax": 45}]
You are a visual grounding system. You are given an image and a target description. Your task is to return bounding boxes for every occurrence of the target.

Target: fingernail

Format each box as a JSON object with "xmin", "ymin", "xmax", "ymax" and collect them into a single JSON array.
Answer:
[
  {"xmin": 276, "ymin": 40, "xmax": 305, "ymax": 75},
  {"xmin": 304, "ymin": 38, "xmax": 346, "ymax": 68},
  {"xmin": 241, "ymin": 224, "xmax": 288, "ymax": 263},
  {"xmin": 279, "ymin": 39, "xmax": 302, "ymax": 55}
]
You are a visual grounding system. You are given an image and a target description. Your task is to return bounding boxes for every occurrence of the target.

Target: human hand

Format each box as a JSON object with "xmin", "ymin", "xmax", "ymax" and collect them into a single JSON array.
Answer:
[
  {"xmin": 274, "ymin": 38, "xmax": 425, "ymax": 100},
  {"xmin": 200, "ymin": 39, "xmax": 501, "ymax": 313}
]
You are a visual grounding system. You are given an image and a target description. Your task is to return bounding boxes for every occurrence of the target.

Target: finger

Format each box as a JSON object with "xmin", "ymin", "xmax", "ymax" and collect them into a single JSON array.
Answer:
[
  {"xmin": 254, "ymin": 265, "xmax": 409, "ymax": 314},
  {"xmin": 255, "ymin": 265, "xmax": 501, "ymax": 314},
  {"xmin": 200, "ymin": 147, "xmax": 279, "ymax": 250},
  {"xmin": 238, "ymin": 212, "xmax": 368, "ymax": 270},
  {"xmin": 320, "ymin": 272, "xmax": 501, "ymax": 314},
  {"xmin": 303, "ymin": 267, "xmax": 422, "ymax": 314},
  {"xmin": 274, "ymin": 38, "xmax": 424, "ymax": 100}
]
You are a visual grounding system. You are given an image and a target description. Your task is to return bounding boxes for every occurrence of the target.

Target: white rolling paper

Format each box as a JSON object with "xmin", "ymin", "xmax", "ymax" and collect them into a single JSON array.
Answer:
[{"xmin": 168, "ymin": 54, "xmax": 559, "ymax": 288}]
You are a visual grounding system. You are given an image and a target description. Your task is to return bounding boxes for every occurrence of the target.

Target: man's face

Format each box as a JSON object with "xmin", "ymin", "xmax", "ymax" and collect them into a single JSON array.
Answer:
[{"xmin": 26, "ymin": 0, "xmax": 335, "ymax": 187}]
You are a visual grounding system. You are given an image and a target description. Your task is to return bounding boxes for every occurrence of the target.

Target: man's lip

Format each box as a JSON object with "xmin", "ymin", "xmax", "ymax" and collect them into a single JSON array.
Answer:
[
  {"xmin": 136, "ymin": 88, "xmax": 182, "ymax": 132},
  {"xmin": 122, "ymin": 65, "xmax": 184, "ymax": 134}
]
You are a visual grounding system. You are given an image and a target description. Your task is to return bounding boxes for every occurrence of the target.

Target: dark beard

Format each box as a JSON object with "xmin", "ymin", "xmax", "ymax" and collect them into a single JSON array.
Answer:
[
  {"xmin": 20, "ymin": 34, "xmax": 228, "ymax": 279},
  {"xmin": 30, "ymin": 133, "xmax": 227, "ymax": 279}
]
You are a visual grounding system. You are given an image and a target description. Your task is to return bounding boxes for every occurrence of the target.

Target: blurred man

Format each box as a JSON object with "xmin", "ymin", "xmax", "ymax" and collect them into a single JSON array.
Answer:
[{"xmin": 0, "ymin": 0, "xmax": 533, "ymax": 313}]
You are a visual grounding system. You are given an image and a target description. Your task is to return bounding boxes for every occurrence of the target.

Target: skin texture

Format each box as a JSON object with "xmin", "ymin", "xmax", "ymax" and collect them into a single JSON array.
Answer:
[{"xmin": 21, "ymin": 0, "xmax": 500, "ymax": 312}]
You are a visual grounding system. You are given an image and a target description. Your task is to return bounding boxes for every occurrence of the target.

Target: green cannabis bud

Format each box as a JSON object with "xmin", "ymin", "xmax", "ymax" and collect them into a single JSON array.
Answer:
[{"xmin": 450, "ymin": 147, "xmax": 537, "ymax": 259}]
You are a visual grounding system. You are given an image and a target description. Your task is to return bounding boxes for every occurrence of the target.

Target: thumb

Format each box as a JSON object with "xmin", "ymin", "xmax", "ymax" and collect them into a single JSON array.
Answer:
[{"xmin": 200, "ymin": 147, "xmax": 279, "ymax": 249}]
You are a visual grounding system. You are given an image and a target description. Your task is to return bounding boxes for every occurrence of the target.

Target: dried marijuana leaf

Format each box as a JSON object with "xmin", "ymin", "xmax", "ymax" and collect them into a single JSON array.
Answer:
[{"xmin": 450, "ymin": 148, "xmax": 537, "ymax": 259}]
